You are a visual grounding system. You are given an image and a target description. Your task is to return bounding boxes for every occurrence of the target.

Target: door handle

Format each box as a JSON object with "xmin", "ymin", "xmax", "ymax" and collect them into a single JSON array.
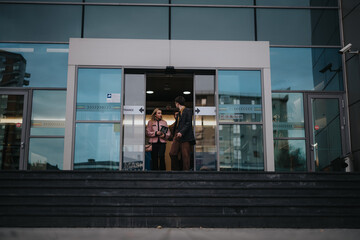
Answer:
[{"xmin": 310, "ymin": 143, "xmax": 318, "ymax": 151}]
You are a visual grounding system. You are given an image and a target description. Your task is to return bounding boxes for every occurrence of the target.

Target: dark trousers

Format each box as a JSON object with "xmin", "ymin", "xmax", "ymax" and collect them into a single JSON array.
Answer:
[
  {"xmin": 169, "ymin": 134, "xmax": 192, "ymax": 171},
  {"xmin": 151, "ymin": 142, "xmax": 166, "ymax": 170}
]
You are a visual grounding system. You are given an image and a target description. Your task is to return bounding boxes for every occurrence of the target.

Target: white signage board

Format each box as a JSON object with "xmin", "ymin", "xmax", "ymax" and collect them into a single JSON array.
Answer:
[
  {"xmin": 123, "ymin": 105, "xmax": 145, "ymax": 115},
  {"xmin": 106, "ymin": 93, "xmax": 121, "ymax": 103},
  {"xmin": 194, "ymin": 106, "xmax": 216, "ymax": 116}
]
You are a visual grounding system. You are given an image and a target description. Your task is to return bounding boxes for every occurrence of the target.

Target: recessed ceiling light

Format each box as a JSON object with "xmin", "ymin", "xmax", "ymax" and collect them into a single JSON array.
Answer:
[
  {"xmin": 183, "ymin": 91, "xmax": 191, "ymax": 95},
  {"xmin": 146, "ymin": 91, "xmax": 154, "ymax": 94}
]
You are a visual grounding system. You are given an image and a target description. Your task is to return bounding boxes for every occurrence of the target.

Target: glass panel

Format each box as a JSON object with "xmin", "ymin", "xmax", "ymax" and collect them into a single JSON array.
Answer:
[
  {"xmin": 28, "ymin": 138, "xmax": 64, "ymax": 170},
  {"xmin": 173, "ymin": 0, "xmax": 254, "ymax": 5},
  {"xmin": 31, "ymin": 90, "xmax": 66, "ymax": 136},
  {"xmin": 311, "ymin": 98, "xmax": 342, "ymax": 171},
  {"xmin": 218, "ymin": 70, "xmax": 262, "ymax": 123},
  {"xmin": 195, "ymin": 115, "xmax": 216, "ymax": 171},
  {"xmin": 219, "ymin": 124, "xmax": 264, "ymax": 171},
  {"xmin": 274, "ymin": 140, "xmax": 307, "ymax": 172},
  {"xmin": 171, "ymin": 7, "xmax": 255, "ymax": 40},
  {"xmin": 272, "ymin": 93, "xmax": 305, "ymax": 138},
  {"xmin": 86, "ymin": 0, "xmax": 168, "ymax": 2},
  {"xmin": 0, "ymin": 94, "xmax": 24, "ymax": 170},
  {"xmin": 195, "ymin": 75, "xmax": 216, "ymax": 171},
  {"xmin": 257, "ymin": 9, "xmax": 340, "ymax": 45},
  {"xmin": 270, "ymin": 48, "xmax": 343, "ymax": 91},
  {"xmin": 74, "ymin": 123, "xmax": 120, "ymax": 170},
  {"xmin": 0, "ymin": 43, "xmax": 69, "ymax": 87},
  {"xmin": 0, "ymin": 4, "xmax": 81, "ymax": 42},
  {"xmin": 84, "ymin": 6, "xmax": 168, "ymax": 39},
  {"xmin": 76, "ymin": 68, "xmax": 121, "ymax": 121},
  {"xmin": 122, "ymin": 74, "xmax": 146, "ymax": 171},
  {"xmin": 256, "ymin": 0, "xmax": 338, "ymax": 7}
]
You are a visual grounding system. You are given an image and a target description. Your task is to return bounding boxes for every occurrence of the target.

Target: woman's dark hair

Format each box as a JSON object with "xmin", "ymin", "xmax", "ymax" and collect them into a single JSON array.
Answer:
[{"xmin": 174, "ymin": 96, "xmax": 185, "ymax": 106}]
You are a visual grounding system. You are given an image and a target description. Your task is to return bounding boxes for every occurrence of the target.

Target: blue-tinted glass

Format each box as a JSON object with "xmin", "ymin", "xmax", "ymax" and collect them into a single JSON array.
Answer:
[
  {"xmin": 85, "ymin": 0, "xmax": 168, "ymax": 2},
  {"xmin": 31, "ymin": 91, "xmax": 66, "ymax": 136},
  {"xmin": 219, "ymin": 124, "xmax": 264, "ymax": 171},
  {"xmin": 173, "ymin": 0, "xmax": 253, "ymax": 4},
  {"xmin": 172, "ymin": 7, "xmax": 254, "ymax": 40},
  {"xmin": 274, "ymin": 140, "xmax": 307, "ymax": 172},
  {"xmin": 0, "ymin": 4, "xmax": 81, "ymax": 42},
  {"xmin": 76, "ymin": 68, "xmax": 121, "ymax": 121},
  {"xmin": 272, "ymin": 93, "xmax": 305, "ymax": 138},
  {"xmin": 84, "ymin": 6, "xmax": 168, "ymax": 39},
  {"xmin": 28, "ymin": 138, "xmax": 64, "ymax": 170},
  {"xmin": 256, "ymin": 0, "xmax": 338, "ymax": 6},
  {"xmin": 218, "ymin": 70, "xmax": 262, "ymax": 122},
  {"xmin": 17, "ymin": 0, "xmax": 81, "ymax": 2},
  {"xmin": 74, "ymin": 123, "xmax": 120, "ymax": 170},
  {"xmin": 0, "ymin": 43, "xmax": 68, "ymax": 87},
  {"xmin": 195, "ymin": 116, "xmax": 217, "ymax": 171},
  {"xmin": 270, "ymin": 48, "xmax": 343, "ymax": 91},
  {"xmin": 257, "ymin": 9, "xmax": 340, "ymax": 45}
]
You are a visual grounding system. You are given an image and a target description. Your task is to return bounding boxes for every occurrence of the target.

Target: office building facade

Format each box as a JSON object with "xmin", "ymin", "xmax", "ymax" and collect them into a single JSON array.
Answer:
[{"xmin": 0, "ymin": 0, "xmax": 359, "ymax": 172}]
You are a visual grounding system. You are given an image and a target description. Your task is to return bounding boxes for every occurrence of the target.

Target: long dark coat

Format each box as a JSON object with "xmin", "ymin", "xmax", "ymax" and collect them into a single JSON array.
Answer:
[{"xmin": 174, "ymin": 108, "xmax": 196, "ymax": 145}]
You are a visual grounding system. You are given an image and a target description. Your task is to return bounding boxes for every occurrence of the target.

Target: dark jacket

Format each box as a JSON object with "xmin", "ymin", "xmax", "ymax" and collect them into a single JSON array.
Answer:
[{"xmin": 174, "ymin": 108, "xmax": 196, "ymax": 145}]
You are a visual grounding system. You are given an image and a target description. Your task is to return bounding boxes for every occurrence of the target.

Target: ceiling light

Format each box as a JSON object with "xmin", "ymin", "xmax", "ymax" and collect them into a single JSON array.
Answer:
[
  {"xmin": 183, "ymin": 91, "xmax": 191, "ymax": 95},
  {"xmin": 146, "ymin": 91, "xmax": 154, "ymax": 94}
]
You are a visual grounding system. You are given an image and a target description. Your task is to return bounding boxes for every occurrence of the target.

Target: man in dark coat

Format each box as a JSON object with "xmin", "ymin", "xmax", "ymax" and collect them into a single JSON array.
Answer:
[{"xmin": 169, "ymin": 96, "xmax": 195, "ymax": 170}]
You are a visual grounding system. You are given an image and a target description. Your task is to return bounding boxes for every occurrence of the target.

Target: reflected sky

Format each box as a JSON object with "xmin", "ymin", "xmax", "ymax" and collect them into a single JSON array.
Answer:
[
  {"xmin": 29, "ymin": 138, "xmax": 64, "ymax": 170},
  {"xmin": 218, "ymin": 70, "xmax": 261, "ymax": 95},
  {"xmin": 270, "ymin": 47, "xmax": 343, "ymax": 91}
]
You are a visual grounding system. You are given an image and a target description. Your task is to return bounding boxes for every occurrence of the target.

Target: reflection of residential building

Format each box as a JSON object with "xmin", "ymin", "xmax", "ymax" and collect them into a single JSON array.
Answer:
[
  {"xmin": 0, "ymin": 50, "xmax": 30, "ymax": 87},
  {"xmin": 74, "ymin": 159, "xmax": 120, "ymax": 170}
]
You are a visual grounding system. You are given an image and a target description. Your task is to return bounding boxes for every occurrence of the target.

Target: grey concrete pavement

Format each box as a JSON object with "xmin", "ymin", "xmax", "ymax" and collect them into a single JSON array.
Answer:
[{"xmin": 0, "ymin": 228, "xmax": 360, "ymax": 240}]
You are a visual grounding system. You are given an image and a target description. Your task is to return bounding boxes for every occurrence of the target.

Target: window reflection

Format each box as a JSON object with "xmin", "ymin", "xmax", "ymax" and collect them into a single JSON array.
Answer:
[
  {"xmin": 84, "ymin": 6, "xmax": 168, "ymax": 39},
  {"xmin": 0, "ymin": 43, "xmax": 69, "ymax": 87},
  {"xmin": 74, "ymin": 123, "xmax": 120, "ymax": 170},
  {"xmin": 256, "ymin": 0, "xmax": 338, "ymax": 7},
  {"xmin": 28, "ymin": 138, "xmax": 64, "ymax": 170},
  {"xmin": 270, "ymin": 48, "xmax": 343, "ymax": 91},
  {"xmin": 76, "ymin": 68, "xmax": 122, "ymax": 121},
  {"xmin": 31, "ymin": 90, "xmax": 66, "ymax": 136},
  {"xmin": 0, "ymin": 4, "xmax": 81, "ymax": 42},
  {"xmin": 257, "ymin": 9, "xmax": 340, "ymax": 45},
  {"xmin": 218, "ymin": 71, "xmax": 262, "ymax": 123},
  {"xmin": 272, "ymin": 93, "xmax": 305, "ymax": 138},
  {"xmin": 219, "ymin": 125, "xmax": 264, "ymax": 171},
  {"xmin": 274, "ymin": 140, "xmax": 306, "ymax": 172},
  {"xmin": 171, "ymin": 7, "xmax": 254, "ymax": 41}
]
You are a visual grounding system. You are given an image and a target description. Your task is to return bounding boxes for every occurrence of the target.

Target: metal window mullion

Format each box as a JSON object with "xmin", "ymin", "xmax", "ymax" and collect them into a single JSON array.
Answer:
[
  {"xmin": 219, "ymin": 122, "xmax": 263, "ymax": 125},
  {"xmin": 215, "ymin": 69, "xmax": 220, "ymax": 172},
  {"xmin": 29, "ymin": 135, "xmax": 65, "ymax": 138},
  {"xmin": 23, "ymin": 90, "xmax": 31, "ymax": 170},
  {"xmin": 0, "ymin": 1, "xmax": 340, "ymax": 10},
  {"xmin": 119, "ymin": 68, "xmax": 125, "ymax": 171},
  {"xmin": 260, "ymin": 68, "xmax": 267, "ymax": 171},
  {"xmin": 75, "ymin": 120, "xmax": 121, "ymax": 123},
  {"xmin": 273, "ymin": 137, "xmax": 306, "ymax": 140},
  {"xmin": 71, "ymin": 65, "xmax": 79, "ymax": 170}
]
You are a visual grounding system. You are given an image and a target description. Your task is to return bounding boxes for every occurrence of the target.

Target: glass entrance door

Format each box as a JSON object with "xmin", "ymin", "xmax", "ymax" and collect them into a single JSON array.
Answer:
[
  {"xmin": 0, "ymin": 91, "xmax": 28, "ymax": 170},
  {"xmin": 307, "ymin": 95, "xmax": 345, "ymax": 172}
]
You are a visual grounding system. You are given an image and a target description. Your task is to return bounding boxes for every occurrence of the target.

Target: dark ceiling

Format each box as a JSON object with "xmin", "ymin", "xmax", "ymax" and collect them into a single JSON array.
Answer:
[{"xmin": 146, "ymin": 73, "xmax": 193, "ymax": 114}]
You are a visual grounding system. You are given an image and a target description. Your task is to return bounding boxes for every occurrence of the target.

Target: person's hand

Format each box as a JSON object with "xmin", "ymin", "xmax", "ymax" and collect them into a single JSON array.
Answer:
[
  {"xmin": 160, "ymin": 133, "xmax": 165, "ymax": 138},
  {"xmin": 177, "ymin": 132, "xmax": 182, "ymax": 138},
  {"xmin": 156, "ymin": 131, "xmax": 162, "ymax": 136}
]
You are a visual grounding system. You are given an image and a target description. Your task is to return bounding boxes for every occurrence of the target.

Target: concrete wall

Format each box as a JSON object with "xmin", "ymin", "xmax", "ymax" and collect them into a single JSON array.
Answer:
[{"xmin": 342, "ymin": 0, "xmax": 360, "ymax": 171}]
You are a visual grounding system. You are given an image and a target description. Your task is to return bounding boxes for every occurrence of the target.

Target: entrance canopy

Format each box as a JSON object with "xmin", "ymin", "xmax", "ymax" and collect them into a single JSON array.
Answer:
[
  {"xmin": 64, "ymin": 38, "xmax": 274, "ymax": 171},
  {"xmin": 68, "ymin": 38, "xmax": 270, "ymax": 68}
]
